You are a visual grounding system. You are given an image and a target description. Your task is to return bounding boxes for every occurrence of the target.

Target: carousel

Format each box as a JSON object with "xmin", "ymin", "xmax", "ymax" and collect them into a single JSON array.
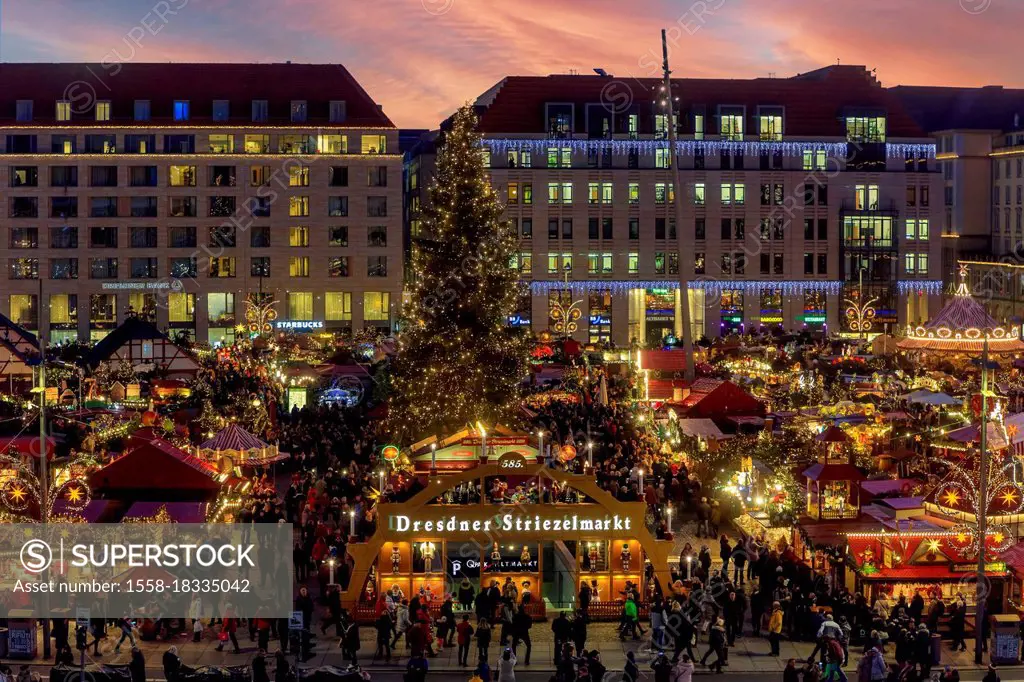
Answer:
[
  {"xmin": 898, "ymin": 265, "xmax": 1024, "ymax": 360},
  {"xmin": 197, "ymin": 423, "xmax": 288, "ymax": 474}
]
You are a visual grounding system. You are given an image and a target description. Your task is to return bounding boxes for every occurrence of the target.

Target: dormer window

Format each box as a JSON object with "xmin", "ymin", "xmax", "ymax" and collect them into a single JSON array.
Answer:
[
  {"xmin": 758, "ymin": 106, "xmax": 783, "ymax": 141},
  {"xmin": 545, "ymin": 103, "xmax": 573, "ymax": 138},
  {"xmin": 134, "ymin": 100, "xmax": 150, "ymax": 121},
  {"xmin": 846, "ymin": 115, "xmax": 886, "ymax": 143},
  {"xmin": 212, "ymin": 100, "xmax": 230, "ymax": 121},
  {"xmin": 95, "ymin": 101, "xmax": 111, "ymax": 122},
  {"xmin": 291, "ymin": 100, "xmax": 307, "ymax": 123},
  {"xmin": 718, "ymin": 106, "xmax": 744, "ymax": 141},
  {"xmin": 56, "ymin": 101, "xmax": 71, "ymax": 122},
  {"xmin": 252, "ymin": 99, "xmax": 268, "ymax": 123},
  {"xmin": 15, "ymin": 100, "xmax": 33, "ymax": 122},
  {"xmin": 174, "ymin": 100, "xmax": 190, "ymax": 121},
  {"xmin": 329, "ymin": 100, "xmax": 346, "ymax": 123}
]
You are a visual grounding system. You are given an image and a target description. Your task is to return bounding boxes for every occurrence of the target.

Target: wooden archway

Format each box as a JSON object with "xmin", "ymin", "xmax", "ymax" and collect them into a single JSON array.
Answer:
[{"xmin": 343, "ymin": 461, "xmax": 674, "ymax": 610}]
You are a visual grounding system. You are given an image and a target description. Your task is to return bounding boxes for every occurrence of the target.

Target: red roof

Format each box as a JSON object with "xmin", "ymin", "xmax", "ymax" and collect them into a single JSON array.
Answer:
[
  {"xmin": 90, "ymin": 431, "xmax": 220, "ymax": 499},
  {"xmin": 639, "ymin": 350, "xmax": 688, "ymax": 373},
  {"xmin": 803, "ymin": 463, "xmax": 866, "ymax": 481},
  {"xmin": 0, "ymin": 63, "xmax": 394, "ymax": 128},
  {"xmin": 477, "ymin": 66, "xmax": 925, "ymax": 137},
  {"xmin": 678, "ymin": 379, "xmax": 765, "ymax": 418}
]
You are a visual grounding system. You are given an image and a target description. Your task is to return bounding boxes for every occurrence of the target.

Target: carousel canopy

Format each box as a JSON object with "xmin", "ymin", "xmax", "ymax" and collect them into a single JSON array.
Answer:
[
  {"xmin": 816, "ymin": 424, "xmax": 850, "ymax": 443},
  {"xmin": 898, "ymin": 265, "xmax": 1024, "ymax": 355},
  {"xmin": 198, "ymin": 423, "xmax": 286, "ymax": 466}
]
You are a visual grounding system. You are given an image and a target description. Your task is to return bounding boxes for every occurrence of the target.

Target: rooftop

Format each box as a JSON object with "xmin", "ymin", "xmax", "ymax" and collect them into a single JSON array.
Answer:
[
  {"xmin": 476, "ymin": 65, "xmax": 926, "ymax": 137},
  {"xmin": 0, "ymin": 63, "xmax": 394, "ymax": 128}
]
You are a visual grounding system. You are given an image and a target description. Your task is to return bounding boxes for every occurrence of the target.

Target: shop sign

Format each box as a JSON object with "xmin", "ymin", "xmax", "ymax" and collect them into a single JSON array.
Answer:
[
  {"xmin": 589, "ymin": 315, "xmax": 610, "ymax": 325},
  {"xmin": 388, "ymin": 511, "xmax": 633, "ymax": 535},
  {"xmin": 951, "ymin": 562, "xmax": 1006, "ymax": 572},
  {"xmin": 101, "ymin": 282, "xmax": 171, "ymax": 290},
  {"xmin": 462, "ymin": 437, "xmax": 528, "ymax": 446},
  {"xmin": 275, "ymin": 320, "xmax": 325, "ymax": 331}
]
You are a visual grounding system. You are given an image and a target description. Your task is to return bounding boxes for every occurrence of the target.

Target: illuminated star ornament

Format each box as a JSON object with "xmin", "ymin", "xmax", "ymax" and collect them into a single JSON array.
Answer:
[
  {"xmin": 926, "ymin": 539, "xmax": 942, "ymax": 553},
  {"xmin": 942, "ymin": 489, "xmax": 960, "ymax": 507},
  {"xmin": 1001, "ymin": 489, "xmax": 1019, "ymax": 507}
]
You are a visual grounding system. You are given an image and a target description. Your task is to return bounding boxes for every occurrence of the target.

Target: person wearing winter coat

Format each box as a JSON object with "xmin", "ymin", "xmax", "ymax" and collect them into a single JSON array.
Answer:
[
  {"xmin": 459, "ymin": 579, "xmax": 475, "ymax": 610},
  {"xmin": 700, "ymin": 619, "xmax": 727, "ymax": 673},
  {"xmin": 768, "ymin": 602, "xmax": 784, "ymax": 656},
  {"xmin": 498, "ymin": 648, "xmax": 517, "ymax": 682},
  {"xmin": 375, "ymin": 611, "xmax": 394, "ymax": 663},
  {"xmin": 392, "ymin": 600, "xmax": 411, "ymax": 649},
  {"xmin": 669, "ymin": 655, "xmax": 694, "ymax": 682},
  {"xmin": 476, "ymin": 618, "xmax": 492, "ymax": 663}
]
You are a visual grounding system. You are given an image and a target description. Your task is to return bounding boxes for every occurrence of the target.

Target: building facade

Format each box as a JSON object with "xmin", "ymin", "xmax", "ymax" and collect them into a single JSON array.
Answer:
[
  {"xmin": 407, "ymin": 66, "xmax": 942, "ymax": 346},
  {"xmin": 0, "ymin": 63, "xmax": 402, "ymax": 345}
]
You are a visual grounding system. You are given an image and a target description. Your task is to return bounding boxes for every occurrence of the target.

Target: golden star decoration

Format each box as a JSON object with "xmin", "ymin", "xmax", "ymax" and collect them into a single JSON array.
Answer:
[
  {"xmin": 10, "ymin": 486, "xmax": 26, "ymax": 502},
  {"xmin": 1001, "ymin": 489, "xmax": 1019, "ymax": 507},
  {"xmin": 943, "ymin": 489, "xmax": 961, "ymax": 507},
  {"xmin": 956, "ymin": 531, "xmax": 969, "ymax": 544},
  {"xmin": 993, "ymin": 532, "xmax": 1006, "ymax": 545},
  {"xmin": 66, "ymin": 487, "xmax": 82, "ymax": 503},
  {"xmin": 926, "ymin": 539, "xmax": 941, "ymax": 553}
]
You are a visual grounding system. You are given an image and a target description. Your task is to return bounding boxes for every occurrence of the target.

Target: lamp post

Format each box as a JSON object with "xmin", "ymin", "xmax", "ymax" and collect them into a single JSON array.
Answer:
[{"xmin": 975, "ymin": 336, "xmax": 991, "ymax": 665}]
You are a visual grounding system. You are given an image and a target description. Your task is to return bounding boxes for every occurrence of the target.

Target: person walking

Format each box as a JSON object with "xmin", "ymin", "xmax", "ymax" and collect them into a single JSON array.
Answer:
[
  {"xmin": 129, "ymin": 647, "xmax": 146, "ymax": 682},
  {"xmin": 456, "ymin": 615, "xmax": 474, "ymax": 667},
  {"xmin": 341, "ymin": 613, "xmax": 360, "ymax": 666},
  {"xmin": 571, "ymin": 610, "xmax": 588, "ymax": 655},
  {"xmin": 624, "ymin": 651, "xmax": 640, "ymax": 682},
  {"xmin": 215, "ymin": 614, "xmax": 240, "ymax": 654},
  {"xmin": 406, "ymin": 652, "xmax": 429, "ymax": 682},
  {"xmin": 511, "ymin": 606, "xmax": 532, "ymax": 665},
  {"xmin": 768, "ymin": 602, "xmax": 783, "ymax": 657},
  {"xmin": 669, "ymin": 655, "xmax": 694, "ymax": 682},
  {"xmin": 551, "ymin": 611, "xmax": 570, "ymax": 664},
  {"xmin": 701, "ymin": 619, "xmax": 727, "ymax": 673},
  {"xmin": 476, "ymin": 618, "xmax": 492, "ymax": 663},
  {"xmin": 374, "ymin": 610, "xmax": 394, "ymax": 663},
  {"xmin": 858, "ymin": 646, "xmax": 888, "ymax": 682}
]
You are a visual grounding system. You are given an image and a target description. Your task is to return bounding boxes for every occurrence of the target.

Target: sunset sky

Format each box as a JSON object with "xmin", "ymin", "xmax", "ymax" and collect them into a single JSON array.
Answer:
[{"xmin": 3, "ymin": 0, "xmax": 1021, "ymax": 129}]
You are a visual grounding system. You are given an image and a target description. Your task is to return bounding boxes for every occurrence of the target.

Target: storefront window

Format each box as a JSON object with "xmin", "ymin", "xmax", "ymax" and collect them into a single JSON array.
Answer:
[
  {"xmin": 207, "ymin": 292, "xmax": 236, "ymax": 325},
  {"xmin": 803, "ymin": 291, "xmax": 826, "ymax": 327},
  {"xmin": 287, "ymin": 292, "xmax": 313, "ymax": 321},
  {"xmin": 759, "ymin": 289, "xmax": 782, "ymax": 328},
  {"xmin": 325, "ymin": 292, "xmax": 352, "ymax": 322},
  {"xmin": 588, "ymin": 290, "xmax": 612, "ymax": 345},
  {"xmin": 720, "ymin": 290, "xmax": 743, "ymax": 333},
  {"xmin": 168, "ymin": 292, "xmax": 196, "ymax": 324},
  {"xmin": 89, "ymin": 294, "xmax": 116, "ymax": 328},
  {"xmin": 363, "ymin": 292, "xmax": 391, "ymax": 322},
  {"xmin": 9, "ymin": 294, "xmax": 37, "ymax": 330},
  {"xmin": 645, "ymin": 289, "xmax": 675, "ymax": 346},
  {"xmin": 128, "ymin": 293, "xmax": 157, "ymax": 322}
]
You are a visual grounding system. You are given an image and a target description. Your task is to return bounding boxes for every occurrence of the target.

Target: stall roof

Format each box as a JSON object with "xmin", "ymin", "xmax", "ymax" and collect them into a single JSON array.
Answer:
[
  {"xmin": 676, "ymin": 419, "xmax": 726, "ymax": 440},
  {"xmin": 90, "ymin": 430, "xmax": 221, "ymax": 499},
  {"xmin": 803, "ymin": 463, "xmax": 866, "ymax": 481},
  {"xmin": 860, "ymin": 565, "xmax": 1006, "ymax": 580},
  {"xmin": 124, "ymin": 501, "xmax": 209, "ymax": 523},
  {"xmin": 0, "ymin": 435, "xmax": 56, "ymax": 458}
]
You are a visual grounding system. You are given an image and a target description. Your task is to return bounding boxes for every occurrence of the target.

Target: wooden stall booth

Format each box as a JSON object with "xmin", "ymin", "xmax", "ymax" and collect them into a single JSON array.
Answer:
[{"xmin": 345, "ymin": 454, "xmax": 674, "ymax": 623}]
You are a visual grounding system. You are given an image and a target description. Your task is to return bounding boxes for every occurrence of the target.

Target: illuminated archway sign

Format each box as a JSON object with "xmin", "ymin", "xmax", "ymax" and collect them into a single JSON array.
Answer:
[{"xmin": 389, "ymin": 510, "xmax": 634, "ymax": 535}]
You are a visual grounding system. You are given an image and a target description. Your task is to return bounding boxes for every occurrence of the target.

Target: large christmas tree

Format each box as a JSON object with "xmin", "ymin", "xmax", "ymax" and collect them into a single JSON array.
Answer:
[{"xmin": 386, "ymin": 105, "xmax": 529, "ymax": 442}]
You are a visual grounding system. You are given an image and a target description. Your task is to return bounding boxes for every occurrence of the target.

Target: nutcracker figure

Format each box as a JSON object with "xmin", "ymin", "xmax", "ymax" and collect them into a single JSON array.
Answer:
[
  {"xmin": 364, "ymin": 579, "xmax": 375, "ymax": 603},
  {"xmin": 620, "ymin": 543, "xmax": 631, "ymax": 572},
  {"xmin": 422, "ymin": 541, "xmax": 436, "ymax": 574},
  {"xmin": 520, "ymin": 545, "xmax": 531, "ymax": 565},
  {"xmin": 588, "ymin": 543, "xmax": 600, "ymax": 572},
  {"xmin": 490, "ymin": 542, "xmax": 502, "ymax": 572},
  {"xmin": 390, "ymin": 543, "xmax": 401, "ymax": 574}
]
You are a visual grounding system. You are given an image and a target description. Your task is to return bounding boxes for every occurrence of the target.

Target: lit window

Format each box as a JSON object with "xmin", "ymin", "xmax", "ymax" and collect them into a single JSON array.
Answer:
[
  {"xmin": 846, "ymin": 116, "xmax": 886, "ymax": 143},
  {"xmin": 720, "ymin": 112, "xmax": 743, "ymax": 141},
  {"xmin": 289, "ymin": 196, "xmax": 310, "ymax": 217},
  {"xmin": 318, "ymin": 134, "xmax": 348, "ymax": 154},
  {"xmin": 289, "ymin": 256, "xmax": 310, "ymax": 277},
  {"xmin": 289, "ymin": 227, "xmax": 309, "ymax": 247},
  {"xmin": 507, "ymin": 182, "xmax": 519, "ymax": 204},
  {"xmin": 325, "ymin": 292, "xmax": 352, "ymax": 321},
  {"xmin": 655, "ymin": 148, "xmax": 671, "ymax": 168},
  {"xmin": 288, "ymin": 166, "xmax": 310, "ymax": 187},
  {"xmin": 173, "ymin": 100, "xmax": 190, "ymax": 121},
  {"xmin": 628, "ymin": 183, "xmax": 640, "ymax": 204},
  {"xmin": 95, "ymin": 101, "xmax": 111, "ymax": 122},
  {"xmin": 56, "ymin": 101, "xmax": 71, "ymax": 122},
  {"xmin": 363, "ymin": 292, "xmax": 391, "ymax": 321},
  {"xmin": 628, "ymin": 252, "xmax": 639, "ymax": 275},
  {"xmin": 361, "ymin": 135, "xmax": 386, "ymax": 154},
  {"xmin": 759, "ymin": 112, "xmax": 783, "ymax": 141},
  {"xmin": 693, "ymin": 114, "xmax": 704, "ymax": 140},
  {"xmin": 168, "ymin": 292, "xmax": 195, "ymax": 323},
  {"xmin": 694, "ymin": 183, "xmax": 705, "ymax": 205},
  {"xmin": 601, "ymin": 182, "xmax": 613, "ymax": 204},
  {"xmin": 288, "ymin": 292, "xmax": 313, "ymax": 320}
]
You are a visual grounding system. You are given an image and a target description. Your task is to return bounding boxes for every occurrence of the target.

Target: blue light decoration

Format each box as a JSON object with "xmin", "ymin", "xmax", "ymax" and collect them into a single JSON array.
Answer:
[
  {"xmin": 507, "ymin": 314, "xmax": 532, "ymax": 326},
  {"xmin": 527, "ymin": 279, "xmax": 943, "ymax": 296},
  {"xmin": 689, "ymin": 280, "xmax": 844, "ymax": 295},
  {"xmin": 529, "ymin": 280, "xmax": 678, "ymax": 295},
  {"xmin": 896, "ymin": 280, "xmax": 944, "ymax": 294},
  {"xmin": 484, "ymin": 138, "xmax": 936, "ymax": 159}
]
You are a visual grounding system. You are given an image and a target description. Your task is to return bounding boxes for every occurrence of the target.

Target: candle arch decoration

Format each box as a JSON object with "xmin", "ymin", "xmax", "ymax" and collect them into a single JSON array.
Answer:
[{"xmin": 0, "ymin": 450, "xmax": 91, "ymax": 519}]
